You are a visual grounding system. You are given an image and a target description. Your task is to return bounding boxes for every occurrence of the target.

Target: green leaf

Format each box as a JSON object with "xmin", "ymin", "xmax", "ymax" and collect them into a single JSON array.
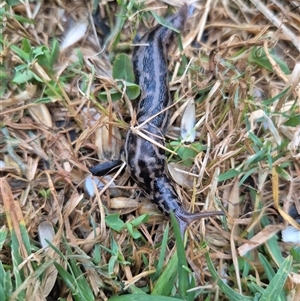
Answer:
[
  {"xmin": 8, "ymin": 12, "xmax": 34, "ymax": 24},
  {"xmin": 10, "ymin": 44, "xmax": 30, "ymax": 61},
  {"xmin": 259, "ymin": 256, "xmax": 292, "ymax": 301},
  {"xmin": 244, "ymin": 148, "xmax": 266, "ymax": 165},
  {"xmin": 32, "ymin": 45, "xmax": 48, "ymax": 59},
  {"xmin": 105, "ymin": 4, "xmax": 126, "ymax": 52},
  {"xmin": 290, "ymin": 246, "xmax": 300, "ymax": 262},
  {"xmin": 248, "ymin": 278, "xmax": 264, "ymax": 296},
  {"xmin": 53, "ymin": 262, "xmax": 77, "ymax": 293},
  {"xmin": 109, "ymin": 295, "xmax": 185, "ymax": 301},
  {"xmin": 127, "ymin": 286, "xmax": 147, "ymax": 295},
  {"xmin": 249, "ymin": 47, "xmax": 290, "ymax": 75},
  {"xmin": 247, "ymin": 132, "xmax": 263, "ymax": 147},
  {"xmin": 34, "ymin": 97, "xmax": 53, "ymax": 104},
  {"xmin": 257, "ymin": 253, "xmax": 286, "ymax": 300},
  {"xmin": 150, "ymin": 11, "xmax": 180, "ymax": 33},
  {"xmin": 170, "ymin": 212, "xmax": 195, "ymax": 300},
  {"xmin": 19, "ymin": 221, "xmax": 32, "ymax": 258},
  {"xmin": 240, "ymin": 251, "xmax": 252, "ymax": 278},
  {"xmin": 205, "ymin": 252, "xmax": 253, "ymax": 301},
  {"xmin": 283, "ymin": 115, "xmax": 300, "ymax": 127},
  {"xmin": 98, "ymin": 89, "xmax": 121, "ymax": 102},
  {"xmin": 129, "ymin": 214, "xmax": 149, "ymax": 227},
  {"xmin": 262, "ymin": 88, "xmax": 289, "ymax": 106},
  {"xmin": 105, "ymin": 213, "xmax": 125, "ymax": 232},
  {"xmin": 259, "ymin": 209, "xmax": 285, "ymax": 266},
  {"xmin": 218, "ymin": 169, "xmax": 239, "ymax": 182},
  {"xmin": 152, "ymin": 224, "xmax": 169, "ymax": 282},
  {"xmin": 177, "ymin": 146, "xmax": 197, "ymax": 165},
  {"xmin": 239, "ymin": 167, "xmax": 258, "ymax": 186},
  {"xmin": 10, "ymin": 230, "xmax": 26, "ymax": 299},
  {"xmin": 113, "ymin": 54, "xmax": 135, "ymax": 82},
  {"xmin": 0, "ymin": 227, "xmax": 8, "ymax": 250},
  {"xmin": 50, "ymin": 240, "xmax": 95, "ymax": 301},
  {"xmin": 22, "ymin": 38, "xmax": 31, "ymax": 54},
  {"xmin": 0, "ymin": 66, "xmax": 9, "ymax": 81},
  {"xmin": 50, "ymin": 39, "xmax": 60, "ymax": 67},
  {"xmin": 46, "ymin": 239, "xmax": 66, "ymax": 259},
  {"xmin": 98, "ymin": 82, "xmax": 140, "ymax": 102},
  {"xmin": 275, "ymin": 166, "xmax": 291, "ymax": 181},
  {"xmin": 31, "ymin": 71, "xmax": 44, "ymax": 82},
  {"xmin": 258, "ymin": 253, "xmax": 276, "ymax": 280},
  {"xmin": 12, "ymin": 69, "xmax": 38, "ymax": 84},
  {"xmin": 93, "ymin": 243, "xmax": 101, "ymax": 264},
  {"xmin": 123, "ymin": 81, "xmax": 140, "ymax": 100},
  {"xmin": 152, "ymin": 251, "xmax": 178, "ymax": 296},
  {"xmin": 125, "ymin": 223, "xmax": 141, "ymax": 239},
  {"xmin": 108, "ymin": 254, "xmax": 118, "ymax": 275},
  {"xmin": 0, "ymin": 261, "xmax": 12, "ymax": 301}
]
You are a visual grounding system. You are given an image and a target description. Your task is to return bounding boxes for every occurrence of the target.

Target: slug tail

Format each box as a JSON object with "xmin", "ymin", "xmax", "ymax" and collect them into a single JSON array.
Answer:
[{"xmin": 175, "ymin": 209, "xmax": 224, "ymax": 237}]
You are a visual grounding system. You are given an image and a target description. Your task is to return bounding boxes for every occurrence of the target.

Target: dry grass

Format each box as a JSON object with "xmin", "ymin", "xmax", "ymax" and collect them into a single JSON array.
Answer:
[{"xmin": 1, "ymin": 0, "xmax": 300, "ymax": 300}]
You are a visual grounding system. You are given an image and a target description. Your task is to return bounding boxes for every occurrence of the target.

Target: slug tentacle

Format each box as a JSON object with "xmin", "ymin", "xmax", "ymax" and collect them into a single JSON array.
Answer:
[{"xmin": 125, "ymin": 4, "xmax": 224, "ymax": 237}]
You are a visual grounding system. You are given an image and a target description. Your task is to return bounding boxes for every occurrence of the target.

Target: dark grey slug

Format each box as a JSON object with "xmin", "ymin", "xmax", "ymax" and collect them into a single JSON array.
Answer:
[{"xmin": 125, "ymin": 4, "xmax": 223, "ymax": 236}]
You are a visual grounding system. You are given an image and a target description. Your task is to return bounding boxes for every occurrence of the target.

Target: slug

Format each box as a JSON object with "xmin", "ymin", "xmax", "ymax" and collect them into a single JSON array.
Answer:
[{"xmin": 125, "ymin": 4, "xmax": 224, "ymax": 236}]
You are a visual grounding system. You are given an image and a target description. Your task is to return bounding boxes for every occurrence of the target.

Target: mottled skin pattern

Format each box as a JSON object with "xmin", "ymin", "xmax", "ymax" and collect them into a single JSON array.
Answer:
[{"xmin": 125, "ymin": 4, "xmax": 223, "ymax": 236}]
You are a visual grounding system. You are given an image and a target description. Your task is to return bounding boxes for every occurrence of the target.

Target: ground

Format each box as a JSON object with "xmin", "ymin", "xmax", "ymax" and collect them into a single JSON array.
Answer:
[{"xmin": 0, "ymin": 1, "xmax": 300, "ymax": 300}]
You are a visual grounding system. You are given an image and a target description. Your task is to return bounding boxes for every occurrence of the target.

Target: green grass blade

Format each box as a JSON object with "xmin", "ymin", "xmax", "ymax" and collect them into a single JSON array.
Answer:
[
  {"xmin": 259, "ymin": 256, "xmax": 292, "ymax": 301},
  {"xmin": 0, "ymin": 226, "xmax": 7, "ymax": 250},
  {"xmin": 0, "ymin": 261, "xmax": 12, "ymax": 301},
  {"xmin": 258, "ymin": 253, "xmax": 276, "ymax": 280},
  {"xmin": 109, "ymin": 295, "xmax": 184, "ymax": 301},
  {"xmin": 63, "ymin": 245, "xmax": 95, "ymax": 301},
  {"xmin": 259, "ymin": 211, "xmax": 284, "ymax": 266},
  {"xmin": 152, "ymin": 224, "xmax": 169, "ymax": 282},
  {"xmin": 9, "ymin": 259, "xmax": 55, "ymax": 300},
  {"xmin": 248, "ymin": 279, "xmax": 265, "ymax": 295},
  {"xmin": 151, "ymin": 250, "xmax": 178, "ymax": 295},
  {"xmin": 205, "ymin": 252, "xmax": 253, "ymax": 301},
  {"xmin": 53, "ymin": 259, "xmax": 95, "ymax": 301},
  {"xmin": 127, "ymin": 285, "xmax": 147, "ymax": 294},
  {"xmin": 53, "ymin": 261, "xmax": 77, "ymax": 294},
  {"xmin": 1, "ymin": 178, "xmax": 32, "ymax": 300},
  {"xmin": 170, "ymin": 212, "xmax": 194, "ymax": 300},
  {"xmin": 48, "ymin": 240, "xmax": 95, "ymax": 301}
]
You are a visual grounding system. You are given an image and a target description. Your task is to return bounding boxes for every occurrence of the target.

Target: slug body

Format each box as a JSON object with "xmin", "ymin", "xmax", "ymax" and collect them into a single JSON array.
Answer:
[{"xmin": 125, "ymin": 4, "xmax": 223, "ymax": 235}]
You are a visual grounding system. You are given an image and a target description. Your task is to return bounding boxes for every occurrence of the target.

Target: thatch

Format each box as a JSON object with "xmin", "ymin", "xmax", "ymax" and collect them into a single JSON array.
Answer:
[{"xmin": 1, "ymin": 0, "xmax": 299, "ymax": 300}]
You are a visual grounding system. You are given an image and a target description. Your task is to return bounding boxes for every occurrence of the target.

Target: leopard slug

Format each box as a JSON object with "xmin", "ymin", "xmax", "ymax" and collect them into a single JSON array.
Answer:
[{"xmin": 125, "ymin": 4, "xmax": 223, "ymax": 236}]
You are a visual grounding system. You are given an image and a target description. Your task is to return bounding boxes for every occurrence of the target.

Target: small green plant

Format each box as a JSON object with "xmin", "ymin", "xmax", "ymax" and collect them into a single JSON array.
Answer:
[
  {"xmin": 106, "ymin": 214, "xmax": 199, "ymax": 301},
  {"xmin": 105, "ymin": 213, "xmax": 148, "ymax": 239},
  {"xmin": 98, "ymin": 54, "xmax": 140, "ymax": 102},
  {"xmin": 168, "ymin": 140, "xmax": 205, "ymax": 166},
  {"xmin": 48, "ymin": 242, "xmax": 95, "ymax": 301},
  {"xmin": 10, "ymin": 38, "xmax": 59, "ymax": 84}
]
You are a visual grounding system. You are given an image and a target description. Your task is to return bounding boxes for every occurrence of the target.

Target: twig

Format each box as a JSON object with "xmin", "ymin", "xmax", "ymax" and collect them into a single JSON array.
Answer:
[{"xmin": 250, "ymin": 0, "xmax": 300, "ymax": 51}]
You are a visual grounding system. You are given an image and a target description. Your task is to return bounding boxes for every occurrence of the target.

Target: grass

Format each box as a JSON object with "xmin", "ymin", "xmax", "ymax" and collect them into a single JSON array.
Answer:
[{"xmin": 1, "ymin": 0, "xmax": 300, "ymax": 300}]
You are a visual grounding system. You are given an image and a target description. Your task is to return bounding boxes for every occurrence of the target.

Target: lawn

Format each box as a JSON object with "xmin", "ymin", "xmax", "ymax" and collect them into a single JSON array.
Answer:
[{"xmin": 1, "ymin": 0, "xmax": 300, "ymax": 300}]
